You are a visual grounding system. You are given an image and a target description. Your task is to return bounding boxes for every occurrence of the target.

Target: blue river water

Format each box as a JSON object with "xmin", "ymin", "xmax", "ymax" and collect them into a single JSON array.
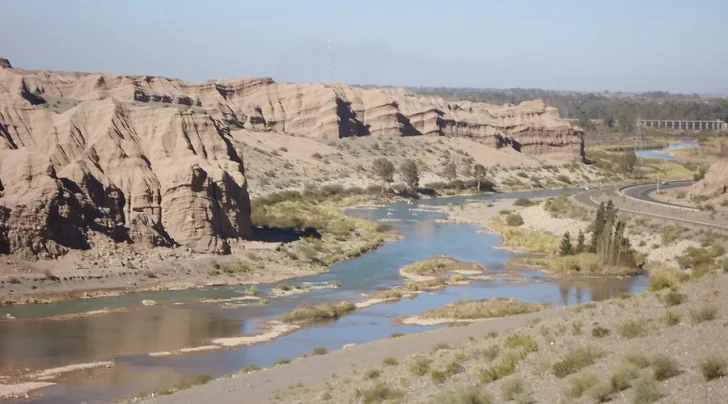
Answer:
[{"xmin": 2, "ymin": 188, "xmax": 648, "ymax": 403}]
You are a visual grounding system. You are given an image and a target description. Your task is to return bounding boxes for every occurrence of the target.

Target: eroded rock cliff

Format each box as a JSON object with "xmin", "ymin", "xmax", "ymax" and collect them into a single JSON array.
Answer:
[{"xmin": 0, "ymin": 59, "xmax": 581, "ymax": 259}]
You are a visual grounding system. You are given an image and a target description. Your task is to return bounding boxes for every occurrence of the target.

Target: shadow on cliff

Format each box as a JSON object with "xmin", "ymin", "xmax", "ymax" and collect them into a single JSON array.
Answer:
[{"xmin": 251, "ymin": 226, "xmax": 321, "ymax": 243}]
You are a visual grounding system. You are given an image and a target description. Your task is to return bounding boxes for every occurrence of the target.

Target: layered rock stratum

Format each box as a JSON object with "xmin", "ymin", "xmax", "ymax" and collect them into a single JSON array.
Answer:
[{"xmin": 0, "ymin": 58, "xmax": 583, "ymax": 259}]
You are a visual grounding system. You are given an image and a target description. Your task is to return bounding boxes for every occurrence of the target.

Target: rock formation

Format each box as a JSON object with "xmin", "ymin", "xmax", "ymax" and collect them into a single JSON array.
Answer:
[
  {"xmin": 0, "ymin": 58, "xmax": 582, "ymax": 259},
  {"xmin": 694, "ymin": 161, "xmax": 728, "ymax": 198}
]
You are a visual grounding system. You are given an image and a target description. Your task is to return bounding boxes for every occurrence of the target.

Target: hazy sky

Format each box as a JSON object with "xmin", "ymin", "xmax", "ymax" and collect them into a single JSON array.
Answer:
[{"xmin": 2, "ymin": 0, "xmax": 727, "ymax": 94}]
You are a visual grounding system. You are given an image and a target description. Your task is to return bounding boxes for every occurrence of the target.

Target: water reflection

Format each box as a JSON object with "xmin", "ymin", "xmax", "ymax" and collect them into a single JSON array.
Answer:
[
  {"xmin": 555, "ymin": 276, "xmax": 643, "ymax": 305},
  {"xmin": 0, "ymin": 307, "xmax": 242, "ymax": 373}
]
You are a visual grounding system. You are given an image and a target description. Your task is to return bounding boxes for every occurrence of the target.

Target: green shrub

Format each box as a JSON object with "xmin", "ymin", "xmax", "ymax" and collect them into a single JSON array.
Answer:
[
  {"xmin": 552, "ymin": 347, "xmax": 604, "ymax": 378},
  {"xmin": 700, "ymin": 355, "xmax": 727, "ymax": 381},
  {"xmin": 691, "ymin": 306, "xmax": 718, "ymax": 324},
  {"xmin": 241, "ymin": 363, "xmax": 261, "ymax": 373},
  {"xmin": 565, "ymin": 372, "xmax": 598, "ymax": 398},
  {"xmin": 650, "ymin": 354, "xmax": 681, "ymax": 381},
  {"xmin": 631, "ymin": 376, "xmax": 661, "ymax": 404},
  {"xmin": 505, "ymin": 213, "xmax": 525, "ymax": 227},
  {"xmin": 274, "ymin": 358, "xmax": 291, "ymax": 366},
  {"xmin": 618, "ymin": 320, "xmax": 647, "ymax": 339}
]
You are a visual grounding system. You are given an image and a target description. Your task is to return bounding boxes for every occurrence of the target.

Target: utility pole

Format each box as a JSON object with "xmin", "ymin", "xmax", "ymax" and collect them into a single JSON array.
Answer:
[{"xmin": 657, "ymin": 172, "xmax": 660, "ymax": 193}]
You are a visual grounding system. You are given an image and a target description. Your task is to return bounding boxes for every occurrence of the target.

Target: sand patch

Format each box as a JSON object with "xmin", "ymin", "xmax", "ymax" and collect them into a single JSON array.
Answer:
[
  {"xmin": 0, "ymin": 382, "xmax": 56, "ymax": 398},
  {"xmin": 46, "ymin": 308, "xmax": 129, "ymax": 321},
  {"xmin": 400, "ymin": 317, "xmax": 478, "ymax": 326},
  {"xmin": 29, "ymin": 361, "xmax": 114, "ymax": 381},
  {"xmin": 150, "ymin": 345, "xmax": 222, "ymax": 357},
  {"xmin": 199, "ymin": 296, "xmax": 262, "ymax": 304},
  {"xmin": 269, "ymin": 284, "xmax": 340, "ymax": 297},
  {"xmin": 355, "ymin": 298, "xmax": 397, "ymax": 309},
  {"xmin": 211, "ymin": 321, "xmax": 300, "ymax": 347}
]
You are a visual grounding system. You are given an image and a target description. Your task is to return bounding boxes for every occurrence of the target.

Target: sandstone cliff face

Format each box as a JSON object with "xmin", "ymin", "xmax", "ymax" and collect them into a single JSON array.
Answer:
[
  {"xmin": 0, "ymin": 59, "xmax": 581, "ymax": 259},
  {"xmin": 1, "ymin": 63, "xmax": 252, "ymax": 258}
]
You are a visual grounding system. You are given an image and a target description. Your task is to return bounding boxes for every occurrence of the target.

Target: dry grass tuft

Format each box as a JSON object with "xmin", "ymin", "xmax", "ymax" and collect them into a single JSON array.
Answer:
[
  {"xmin": 552, "ymin": 347, "xmax": 604, "ymax": 378},
  {"xmin": 280, "ymin": 302, "xmax": 356, "ymax": 323}
]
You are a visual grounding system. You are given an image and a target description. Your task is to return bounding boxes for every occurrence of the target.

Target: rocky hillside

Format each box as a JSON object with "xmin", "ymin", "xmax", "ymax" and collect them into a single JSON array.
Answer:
[
  {"xmin": 0, "ymin": 58, "xmax": 583, "ymax": 259},
  {"xmin": 694, "ymin": 161, "xmax": 728, "ymax": 199}
]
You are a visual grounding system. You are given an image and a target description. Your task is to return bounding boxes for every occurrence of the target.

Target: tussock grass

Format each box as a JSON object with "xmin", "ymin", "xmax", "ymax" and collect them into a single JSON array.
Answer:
[
  {"xmin": 700, "ymin": 355, "xmax": 727, "ymax": 381},
  {"xmin": 618, "ymin": 320, "xmax": 648, "ymax": 339},
  {"xmin": 420, "ymin": 298, "xmax": 549, "ymax": 320},
  {"xmin": 500, "ymin": 377, "xmax": 531, "ymax": 401},
  {"xmin": 691, "ymin": 306, "xmax": 718, "ymax": 324},
  {"xmin": 432, "ymin": 386, "xmax": 493, "ymax": 404},
  {"xmin": 650, "ymin": 354, "xmax": 681, "ymax": 381},
  {"xmin": 504, "ymin": 333, "xmax": 538, "ymax": 353},
  {"xmin": 631, "ymin": 375, "xmax": 661, "ymax": 404},
  {"xmin": 372, "ymin": 289, "xmax": 404, "ymax": 300},
  {"xmin": 611, "ymin": 363, "xmax": 640, "ymax": 391},
  {"xmin": 552, "ymin": 347, "xmax": 604, "ymax": 378},
  {"xmin": 662, "ymin": 291, "xmax": 687, "ymax": 307},
  {"xmin": 382, "ymin": 357, "xmax": 398, "ymax": 366},
  {"xmin": 408, "ymin": 356, "xmax": 432, "ymax": 377},
  {"xmin": 664, "ymin": 311, "xmax": 680, "ymax": 326},
  {"xmin": 480, "ymin": 352, "xmax": 523, "ymax": 383},
  {"xmin": 565, "ymin": 372, "xmax": 599, "ymax": 398},
  {"xmin": 591, "ymin": 325, "xmax": 611, "ymax": 338},
  {"xmin": 490, "ymin": 219, "xmax": 559, "ymax": 253},
  {"xmin": 364, "ymin": 369, "xmax": 381, "ymax": 379},
  {"xmin": 589, "ymin": 382, "xmax": 613, "ymax": 402},
  {"xmin": 648, "ymin": 265, "xmax": 687, "ymax": 291},
  {"xmin": 625, "ymin": 352, "xmax": 651, "ymax": 369},
  {"xmin": 312, "ymin": 347, "xmax": 328, "ymax": 356},
  {"xmin": 280, "ymin": 302, "xmax": 356, "ymax": 323},
  {"xmin": 481, "ymin": 345, "xmax": 500, "ymax": 361},
  {"xmin": 355, "ymin": 383, "xmax": 404, "ymax": 404}
]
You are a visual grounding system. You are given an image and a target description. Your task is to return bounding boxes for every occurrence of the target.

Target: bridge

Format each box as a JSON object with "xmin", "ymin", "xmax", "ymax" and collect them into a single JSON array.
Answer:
[{"xmin": 638, "ymin": 119, "xmax": 725, "ymax": 131}]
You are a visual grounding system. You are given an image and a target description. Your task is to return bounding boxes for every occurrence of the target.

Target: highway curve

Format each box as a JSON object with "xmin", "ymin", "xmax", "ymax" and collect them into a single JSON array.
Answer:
[
  {"xmin": 573, "ymin": 181, "xmax": 728, "ymax": 231},
  {"xmin": 620, "ymin": 180, "xmax": 694, "ymax": 209}
]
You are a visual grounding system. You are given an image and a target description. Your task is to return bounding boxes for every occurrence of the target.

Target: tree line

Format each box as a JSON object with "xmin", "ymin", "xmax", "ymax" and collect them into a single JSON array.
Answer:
[{"xmin": 407, "ymin": 87, "xmax": 728, "ymax": 125}]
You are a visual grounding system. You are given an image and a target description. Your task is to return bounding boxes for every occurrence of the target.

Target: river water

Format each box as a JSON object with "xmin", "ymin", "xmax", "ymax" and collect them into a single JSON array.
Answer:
[
  {"xmin": 636, "ymin": 140, "xmax": 697, "ymax": 161},
  {"xmin": 0, "ymin": 189, "xmax": 648, "ymax": 403}
]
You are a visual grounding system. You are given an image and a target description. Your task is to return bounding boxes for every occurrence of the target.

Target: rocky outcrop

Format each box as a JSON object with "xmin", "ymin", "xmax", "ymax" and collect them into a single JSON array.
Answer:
[
  {"xmin": 0, "ymin": 87, "xmax": 251, "ymax": 259},
  {"xmin": 0, "ymin": 58, "xmax": 11, "ymax": 69},
  {"xmin": 694, "ymin": 161, "xmax": 728, "ymax": 198},
  {"xmin": 6, "ymin": 67, "xmax": 583, "ymax": 154},
  {"xmin": 0, "ymin": 62, "xmax": 581, "ymax": 259}
]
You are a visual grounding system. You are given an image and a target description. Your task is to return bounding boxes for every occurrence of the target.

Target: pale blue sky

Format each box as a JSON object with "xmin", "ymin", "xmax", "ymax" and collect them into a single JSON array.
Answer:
[{"xmin": 2, "ymin": 0, "xmax": 727, "ymax": 93}]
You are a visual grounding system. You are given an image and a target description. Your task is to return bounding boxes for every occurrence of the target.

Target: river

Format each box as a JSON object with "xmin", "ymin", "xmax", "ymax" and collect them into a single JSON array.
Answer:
[
  {"xmin": 0, "ymin": 188, "xmax": 648, "ymax": 403},
  {"xmin": 636, "ymin": 140, "xmax": 697, "ymax": 161}
]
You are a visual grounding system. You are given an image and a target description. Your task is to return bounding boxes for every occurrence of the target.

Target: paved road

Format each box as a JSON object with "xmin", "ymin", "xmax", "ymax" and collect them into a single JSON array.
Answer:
[
  {"xmin": 573, "ymin": 183, "xmax": 728, "ymax": 231},
  {"xmin": 620, "ymin": 180, "xmax": 694, "ymax": 209}
]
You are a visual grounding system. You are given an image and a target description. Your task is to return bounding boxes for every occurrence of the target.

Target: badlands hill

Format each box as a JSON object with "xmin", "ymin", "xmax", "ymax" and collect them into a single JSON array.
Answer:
[{"xmin": 0, "ymin": 58, "xmax": 584, "ymax": 259}]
